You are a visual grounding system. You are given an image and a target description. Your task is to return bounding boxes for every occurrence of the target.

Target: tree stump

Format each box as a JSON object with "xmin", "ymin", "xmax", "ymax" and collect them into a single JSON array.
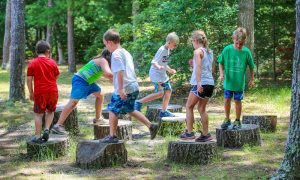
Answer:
[
  {"xmin": 42, "ymin": 103, "xmax": 79, "ymax": 135},
  {"xmin": 76, "ymin": 140, "xmax": 127, "ymax": 168},
  {"xmin": 242, "ymin": 115, "xmax": 277, "ymax": 132},
  {"xmin": 167, "ymin": 140, "xmax": 217, "ymax": 165},
  {"xmin": 158, "ymin": 113, "xmax": 202, "ymax": 136},
  {"xmin": 94, "ymin": 120, "xmax": 132, "ymax": 140},
  {"xmin": 145, "ymin": 104, "xmax": 183, "ymax": 122},
  {"xmin": 216, "ymin": 124, "xmax": 261, "ymax": 148},
  {"xmin": 27, "ymin": 134, "xmax": 69, "ymax": 159},
  {"xmin": 102, "ymin": 108, "xmax": 131, "ymax": 120}
]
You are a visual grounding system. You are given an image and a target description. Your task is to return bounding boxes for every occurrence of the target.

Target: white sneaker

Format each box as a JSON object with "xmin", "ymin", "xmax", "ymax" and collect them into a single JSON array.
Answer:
[{"xmin": 52, "ymin": 124, "xmax": 68, "ymax": 135}]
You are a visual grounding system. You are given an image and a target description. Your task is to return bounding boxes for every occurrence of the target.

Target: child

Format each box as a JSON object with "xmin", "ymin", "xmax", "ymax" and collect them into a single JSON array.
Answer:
[
  {"xmin": 101, "ymin": 29, "xmax": 159, "ymax": 143},
  {"xmin": 134, "ymin": 32, "xmax": 179, "ymax": 117},
  {"xmin": 180, "ymin": 30, "xmax": 214, "ymax": 142},
  {"xmin": 27, "ymin": 40, "xmax": 60, "ymax": 143},
  {"xmin": 52, "ymin": 49, "xmax": 113, "ymax": 135},
  {"xmin": 218, "ymin": 27, "xmax": 255, "ymax": 130}
]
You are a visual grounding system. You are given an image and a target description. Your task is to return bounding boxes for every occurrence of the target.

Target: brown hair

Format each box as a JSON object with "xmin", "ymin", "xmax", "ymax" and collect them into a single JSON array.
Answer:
[
  {"xmin": 94, "ymin": 48, "xmax": 112, "ymax": 67},
  {"xmin": 103, "ymin": 29, "xmax": 120, "ymax": 43},
  {"xmin": 35, "ymin": 40, "xmax": 51, "ymax": 54},
  {"xmin": 190, "ymin": 30, "xmax": 209, "ymax": 50}
]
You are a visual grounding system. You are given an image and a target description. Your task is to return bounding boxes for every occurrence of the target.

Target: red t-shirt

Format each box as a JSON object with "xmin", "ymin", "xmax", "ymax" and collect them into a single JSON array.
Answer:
[{"xmin": 27, "ymin": 57, "xmax": 60, "ymax": 95}]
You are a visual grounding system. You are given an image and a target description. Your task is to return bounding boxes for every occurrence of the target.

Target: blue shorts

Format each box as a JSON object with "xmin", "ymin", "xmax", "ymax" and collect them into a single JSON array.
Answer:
[
  {"xmin": 224, "ymin": 89, "xmax": 244, "ymax": 101},
  {"xmin": 152, "ymin": 80, "xmax": 172, "ymax": 92},
  {"xmin": 108, "ymin": 91, "xmax": 139, "ymax": 115},
  {"xmin": 191, "ymin": 85, "xmax": 214, "ymax": 98},
  {"xmin": 70, "ymin": 75, "xmax": 101, "ymax": 99}
]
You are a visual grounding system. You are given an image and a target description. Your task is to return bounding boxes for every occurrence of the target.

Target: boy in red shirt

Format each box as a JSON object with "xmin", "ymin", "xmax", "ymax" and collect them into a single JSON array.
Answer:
[{"xmin": 27, "ymin": 40, "xmax": 60, "ymax": 143}]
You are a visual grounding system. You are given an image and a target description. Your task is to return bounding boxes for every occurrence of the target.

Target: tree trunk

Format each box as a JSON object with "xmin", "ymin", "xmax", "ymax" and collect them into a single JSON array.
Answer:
[
  {"xmin": 76, "ymin": 140, "xmax": 127, "ymax": 168},
  {"xmin": 67, "ymin": 6, "xmax": 76, "ymax": 72},
  {"xmin": 94, "ymin": 120, "xmax": 132, "ymax": 140},
  {"xmin": 46, "ymin": 0, "xmax": 53, "ymax": 45},
  {"xmin": 242, "ymin": 115, "xmax": 277, "ymax": 132},
  {"xmin": 145, "ymin": 104, "xmax": 182, "ymax": 122},
  {"xmin": 27, "ymin": 134, "xmax": 69, "ymax": 159},
  {"xmin": 9, "ymin": 0, "xmax": 25, "ymax": 102},
  {"xmin": 2, "ymin": 0, "xmax": 11, "ymax": 70},
  {"xmin": 272, "ymin": 1, "xmax": 300, "ymax": 178},
  {"xmin": 216, "ymin": 124, "xmax": 261, "ymax": 148},
  {"xmin": 167, "ymin": 141, "xmax": 217, "ymax": 165},
  {"xmin": 57, "ymin": 40, "xmax": 65, "ymax": 64},
  {"xmin": 238, "ymin": 0, "xmax": 255, "ymax": 88},
  {"xmin": 132, "ymin": 0, "xmax": 139, "ymax": 41}
]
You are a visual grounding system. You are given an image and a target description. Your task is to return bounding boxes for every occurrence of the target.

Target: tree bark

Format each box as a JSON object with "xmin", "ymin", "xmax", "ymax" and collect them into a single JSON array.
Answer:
[
  {"xmin": 76, "ymin": 140, "xmax": 127, "ymax": 168},
  {"xmin": 67, "ymin": 5, "xmax": 76, "ymax": 72},
  {"xmin": 272, "ymin": 1, "xmax": 300, "ymax": 178},
  {"xmin": 94, "ymin": 120, "xmax": 132, "ymax": 140},
  {"xmin": 57, "ymin": 40, "xmax": 65, "ymax": 64},
  {"xmin": 27, "ymin": 134, "xmax": 69, "ymax": 159},
  {"xmin": 9, "ymin": 0, "xmax": 25, "ymax": 102},
  {"xmin": 145, "ymin": 104, "xmax": 182, "ymax": 122},
  {"xmin": 238, "ymin": 0, "xmax": 255, "ymax": 88},
  {"xmin": 167, "ymin": 141, "xmax": 217, "ymax": 165},
  {"xmin": 132, "ymin": 0, "xmax": 139, "ymax": 41},
  {"xmin": 2, "ymin": 0, "xmax": 11, "ymax": 70},
  {"xmin": 216, "ymin": 124, "xmax": 261, "ymax": 148},
  {"xmin": 46, "ymin": 0, "xmax": 53, "ymax": 45},
  {"xmin": 242, "ymin": 115, "xmax": 277, "ymax": 132}
]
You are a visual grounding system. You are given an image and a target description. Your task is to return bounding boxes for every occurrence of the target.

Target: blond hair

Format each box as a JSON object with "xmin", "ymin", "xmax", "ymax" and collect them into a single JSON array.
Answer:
[
  {"xmin": 103, "ymin": 29, "xmax": 120, "ymax": 43},
  {"xmin": 190, "ymin": 30, "xmax": 209, "ymax": 50},
  {"xmin": 166, "ymin": 32, "xmax": 179, "ymax": 44},
  {"xmin": 232, "ymin": 27, "xmax": 247, "ymax": 41}
]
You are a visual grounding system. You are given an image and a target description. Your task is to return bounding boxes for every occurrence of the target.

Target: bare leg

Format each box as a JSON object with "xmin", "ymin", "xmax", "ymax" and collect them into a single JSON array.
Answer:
[
  {"xmin": 44, "ymin": 111, "xmax": 54, "ymax": 129},
  {"xmin": 162, "ymin": 90, "xmax": 172, "ymax": 111},
  {"xmin": 34, "ymin": 113, "xmax": 44, "ymax": 137},
  {"xmin": 139, "ymin": 91, "xmax": 164, "ymax": 104},
  {"xmin": 128, "ymin": 110, "xmax": 151, "ymax": 128},
  {"xmin": 185, "ymin": 93, "xmax": 199, "ymax": 133},
  {"xmin": 235, "ymin": 100, "xmax": 242, "ymax": 120},
  {"xmin": 224, "ymin": 98, "xmax": 231, "ymax": 120},
  {"xmin": 93, "ymin": 91, "xmax": 104, "ymax": 120},
  {"xmin": 109, "ymin": 111, "xmax": 118, "ymax": 136},
  {"xmin": 197, "ymin": 98, "xmax": 209, "ymax": 135},
  {"xmin": 57, "ymin": 99, "xmax": 79, "ymax": 125}
]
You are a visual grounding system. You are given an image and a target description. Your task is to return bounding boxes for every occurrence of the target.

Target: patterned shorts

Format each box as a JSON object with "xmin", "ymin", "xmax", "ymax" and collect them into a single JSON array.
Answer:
[
  {"xmin": 224, "ymin": 89, "xmax": 244, "ymax": 101},
  {"xmin": 152, "ymin": 80, "xmax": 172, "ymax": 92},
  {"xmin": 108, "ymin": 91, "xmax": 139, "ymax": 115}
]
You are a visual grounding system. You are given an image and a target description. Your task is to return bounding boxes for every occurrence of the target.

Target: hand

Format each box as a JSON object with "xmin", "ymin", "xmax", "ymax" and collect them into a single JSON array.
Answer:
[
  {"xmin": 188, "ymin": 59, "xmax": 193, "ymax": 67},
  {"xmin": 118, "ymin": 89, "xmax": 127, "ymax": 100},
  {"xmin": 169, "ymin": 68, "xmax": 176, "ymax": 74},
  {"xmin": 197, "ymin": 83, "xmax": 203, "ymax": 93},
  {"xmin": 29, "ymin": 92, "xmax": 34, "ymax": 101},
  {"xmin": 249, "ymin": 79, "xmax": 255, "ymax": 88},
  {"xmin": 219, "ymin": 74, "xmax": 224, "ymax": 81}
]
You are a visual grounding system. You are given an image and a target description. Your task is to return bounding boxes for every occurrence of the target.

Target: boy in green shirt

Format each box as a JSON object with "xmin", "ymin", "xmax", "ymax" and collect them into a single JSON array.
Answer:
[{"xmin": 218, "ymin": 27, "xmax": 255, "ymax": 130}]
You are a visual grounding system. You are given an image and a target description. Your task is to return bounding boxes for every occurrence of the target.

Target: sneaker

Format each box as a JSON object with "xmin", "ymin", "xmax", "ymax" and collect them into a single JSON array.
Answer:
[
  {"xmin": 149, "ymin": 124, "xmax": 159, "ymax": 140},
  {"xmin": 221, "ymin": 119, "xmax": 231, "ymax": 130},
  {"xmin": 42, "ymin": 129, "xmax": 49, "ymax": 142},
  {"xmin": 31, "ymin": 136, "xmax": 45, "ymax": 144},
  {"xmin": 195, "ymin": 133, "xmax": 213, "ymax": 142},
  {"xmin": 93, "ymin": 116, "xmax": 105, "ymax": 124},
  {"xmin": 180, "ymin": 131, "xmax": 195, "ymax": 140},
  {"xmin": 159, "ymin": 110, "xmax": 175, "ymax": 117},
  {"xmin": 232, "ymin": 119, "xmax": 242, "ymax": 130},
  {"xmin": 99, "ymin": 135, "xmax": 119, "ymax": 143},
  {"xmin": 134, "ymin": 101, "xmax": 142, "ymax": 111},
  {"xmin": 52, "ymin": 124, "xmax": 68, "ymax": 135}
]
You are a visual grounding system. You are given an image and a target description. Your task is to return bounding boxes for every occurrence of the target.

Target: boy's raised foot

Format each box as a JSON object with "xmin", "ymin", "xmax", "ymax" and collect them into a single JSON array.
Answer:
[
  {"xmin": 159, "ymin": 110, "xmax": 175, "ymax": 117},
  {"xmin": 41, "ymin": 129, "xmax": 50, "ymax": 141},
  {"xmin": 52, "ymin": 124, "xmax": 68, "ymax": 135},
  {"xmin": 221, "ymin": 119, "xmax": 231, "ymax": 130},
  {"xmin": 149, "ymin": 124, "xmax": 159, "ymax": 140},
  {"xmin": 99, "ymin": 135, "xmax": 119, "ymax": 143}
]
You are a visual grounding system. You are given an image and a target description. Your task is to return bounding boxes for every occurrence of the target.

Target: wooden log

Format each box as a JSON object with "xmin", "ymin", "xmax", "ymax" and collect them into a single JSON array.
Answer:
[
  {"xmin": 158, "ymin": 113, "xmax": 202, "ymax": 136},
  {"xmin": 167, "ymin": 140, "xmax": 217, "ymax": 165},
  {"xmin": 94, "ymin": 120, "xmax": 132, "ymax": 140},
  {"xmin": 242, "ymin": 115, "xmax": 277, "ymax": 132},
  {"xmin": 27, "ymin": 134, "xmax": 69, "ymax": 159},
  {"xmin": 42, "ymin": 103, "xmax": 80, "ymax": 135},
  {"xmin": 145, "ymin": 104, "xmax": 183, "ymax": 122},
  {"xmin": 102, "ymin": 108, "xmax": 131, "ymax": 120},
  {"xmin": 216, "ymin": 124, "xmax": 261, "ymax": 148},
  {"xmin": 76, "ymin": 140, "xmax": 127, "ymax": 168}
]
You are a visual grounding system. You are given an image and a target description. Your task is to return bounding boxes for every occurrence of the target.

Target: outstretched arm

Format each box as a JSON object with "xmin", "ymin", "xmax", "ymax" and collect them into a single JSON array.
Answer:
[{"xmin": 98, "ymin": 58, "xmax": 113, "ymax": 80}]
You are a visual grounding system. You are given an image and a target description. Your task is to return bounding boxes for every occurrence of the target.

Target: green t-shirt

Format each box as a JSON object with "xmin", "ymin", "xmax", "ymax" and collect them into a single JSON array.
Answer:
[
  {"xmin": 77, "ymin": 60, "xmax": 103, "ymax": 84},
  {"xmin": 217, "ymin": 45, "xmax": 255, "ymax": 91}
]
